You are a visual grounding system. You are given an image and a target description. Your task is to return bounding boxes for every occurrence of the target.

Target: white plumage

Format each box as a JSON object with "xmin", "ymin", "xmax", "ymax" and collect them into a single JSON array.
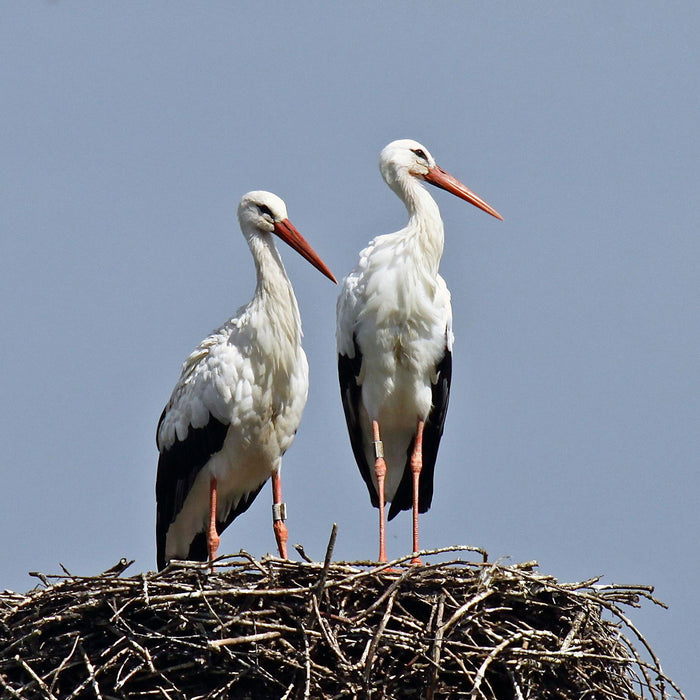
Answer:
[
  {"xmin": 156, "ymin": 191, "xmax": 335, "ymax": 570},
  {"xmin": 337, "ymin": 139, "xmax": 502, "ymax": 563}
]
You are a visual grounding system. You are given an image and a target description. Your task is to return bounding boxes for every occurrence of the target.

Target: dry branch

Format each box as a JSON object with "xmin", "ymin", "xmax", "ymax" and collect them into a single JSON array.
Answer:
[{"xmin": 0, "ymin": 546, "xmax": 685, "ymax": 699}]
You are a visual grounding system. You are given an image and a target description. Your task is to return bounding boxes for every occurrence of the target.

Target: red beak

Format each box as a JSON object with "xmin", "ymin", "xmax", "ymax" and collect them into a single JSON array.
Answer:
[
  {"xmin": 424, "ymin": 165, "xmax": 503, "ymax": 221},
  {"xmin": 273, "ymin": 219, "xmax": 337, "ymax": 284}
]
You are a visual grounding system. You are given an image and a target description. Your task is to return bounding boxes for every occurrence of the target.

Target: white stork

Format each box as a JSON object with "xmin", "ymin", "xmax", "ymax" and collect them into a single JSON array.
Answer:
[
  {"xmin": 156, "ymin": 191, "xmax": 336, "ymax": 571},
  {"xmin": 336, "ymin": 140, "xmax": 502, "ymax": 564}
]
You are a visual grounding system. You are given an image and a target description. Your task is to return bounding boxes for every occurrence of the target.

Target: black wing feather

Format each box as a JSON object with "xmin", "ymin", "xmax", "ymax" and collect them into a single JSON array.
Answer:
[
  {"xmin": 388, "ymin": 346, "xmax": 452, "ymax": 520},
  {"xmin": 338, "ymin": 335, "xmax": 379, "ymax": 508},
  {"xmin": 155, "ymin": 409, "xmax": 229, "ymax": 570},
  {"xmin": 185, "ymin": 480, "xmax": 266, "ymax": 565}
]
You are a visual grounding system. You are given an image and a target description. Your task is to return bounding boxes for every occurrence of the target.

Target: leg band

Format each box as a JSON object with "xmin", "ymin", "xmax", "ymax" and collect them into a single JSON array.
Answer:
[{"xmin": 272, "ymin": 502, "xmax": 287, "ymax": 522}]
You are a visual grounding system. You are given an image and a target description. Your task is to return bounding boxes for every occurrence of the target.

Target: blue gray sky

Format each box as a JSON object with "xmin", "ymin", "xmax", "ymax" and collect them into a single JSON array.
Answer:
[{"xmin": 1, "ymin": 3, "xmax": 697, "ymax": 693}]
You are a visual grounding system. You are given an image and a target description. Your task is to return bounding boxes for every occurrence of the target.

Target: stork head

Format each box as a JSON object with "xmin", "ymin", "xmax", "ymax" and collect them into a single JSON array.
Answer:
[
  {"xmin": 379, "ymin": 139, "xmax": 503, "ymax": 221},
  {"xmin": 238, "ymin": 190, "xmax": 289, "ymax": 235},
  {"xmin": 238, "ymin": 191, "xmax": 336, "ymax": 283},
  {"xmin": 379, "ymin": 139, "xmax": 437, "ymax": 185}
]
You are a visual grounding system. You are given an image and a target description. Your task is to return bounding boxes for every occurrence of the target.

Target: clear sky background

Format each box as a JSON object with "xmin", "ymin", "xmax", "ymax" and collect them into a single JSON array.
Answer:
[{"xmin": 1, "ymin": 2, "xmax": 697, "ymax": 694}]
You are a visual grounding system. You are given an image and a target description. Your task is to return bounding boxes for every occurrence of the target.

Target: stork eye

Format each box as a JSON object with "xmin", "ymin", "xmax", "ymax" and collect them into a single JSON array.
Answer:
[
  {"xmin": 411, "ymin": 148, "xmax": 428, "ymax": 161},
  {"xmin": 258, "ymin": 205, "xmax": 274, "ymax": 218}
]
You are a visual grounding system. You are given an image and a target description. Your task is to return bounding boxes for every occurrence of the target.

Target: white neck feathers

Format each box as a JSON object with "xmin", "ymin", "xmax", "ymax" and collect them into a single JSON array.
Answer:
[
  {"xmin": 247, "ymin": 233, "xmax": 303, "ymax": 350},
  {"xmin": 392, "ymin": 175, "xmax": 445, "ymax": 278}
]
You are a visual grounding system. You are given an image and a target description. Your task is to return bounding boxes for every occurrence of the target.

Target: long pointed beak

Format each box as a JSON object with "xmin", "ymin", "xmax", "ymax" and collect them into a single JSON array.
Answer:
[
  {"xmin": 424, "ymin": 165, "xmax": 503, "ymax": 221},
  {"xmin": 273, "ymin": 219, "xmax": 337, "ymax": 283}
]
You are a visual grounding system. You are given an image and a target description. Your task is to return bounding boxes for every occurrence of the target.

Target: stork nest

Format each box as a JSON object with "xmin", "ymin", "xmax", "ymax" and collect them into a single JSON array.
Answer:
[{"xmin": 0, "ymin": 539, "xmax": 685, "ymax": 699}]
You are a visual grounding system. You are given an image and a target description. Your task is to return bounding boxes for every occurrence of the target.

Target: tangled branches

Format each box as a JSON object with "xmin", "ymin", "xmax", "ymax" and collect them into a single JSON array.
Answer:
[{"xmin": 0, "ymin": 542, "xmax": 685, "ymax": 699}]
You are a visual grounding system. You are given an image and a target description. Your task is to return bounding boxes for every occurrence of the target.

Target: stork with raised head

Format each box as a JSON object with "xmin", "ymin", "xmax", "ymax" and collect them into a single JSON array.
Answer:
[
  {"xmin": 156, "ymin": 191, "xmax": 336, "ymax": 571},
  {"xmin": 336, "ymin": 140, "xmax": 502, "ymax": 564}
]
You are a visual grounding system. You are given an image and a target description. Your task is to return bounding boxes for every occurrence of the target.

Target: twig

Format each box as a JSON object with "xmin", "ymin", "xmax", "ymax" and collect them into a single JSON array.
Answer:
[
  {"xmin": 294, "ymin": 544, "xmax": 314, "ymax": 563},
  {"xmin": 313, "ymin": 522, "xmax": 338, "ymax": 600},
  {"xmin": 362, "ymin": 586, "xmax": 398, "ymax": 685},
  {"xmin": 471, "ymin": 632, "xmax": 524, "ymax": 699},
  {"xmin": 79, "ymin": 644, "xmax": 103, "ymax": 700},
  {"xmin": 427, "ymin": 593, "xmax": 446, "ymax": 700},
  {"xmin": 208, "ymin": 631, "xmax": 282, "ymax": 648},
  {"xmin": 48, "ymin": 632, "xmax": 81, "ymax": 693},
  {"xmin": 16, "ymin": 655, "xmax": 59, "ymax": 700}
]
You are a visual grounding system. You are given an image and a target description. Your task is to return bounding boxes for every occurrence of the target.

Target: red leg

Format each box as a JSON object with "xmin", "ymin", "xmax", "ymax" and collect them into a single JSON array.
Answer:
[
  {"xmin": 410, "ymin": 421, "xmax": 425, "ymax": 566},
  {"xmin": 271, "ymin": 471, "xmax": 288, "ymax": 559},
  {"xmin": 372, "ymin": 420, "xmax": 389, "ymax": 564},
  {"xmin": 208, "ymin": 477, "xmax": 220, "ymax": 571}
]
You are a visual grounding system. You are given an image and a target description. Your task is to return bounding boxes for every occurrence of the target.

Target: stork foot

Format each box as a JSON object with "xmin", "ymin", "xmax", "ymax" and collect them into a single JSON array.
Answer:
[
  {"xmin": 273, "ymin": 518, "xmax": 289, "ymax": 559},
  {"xmin": 207, "ymin": 531, "xmax": 220, "ymax": 569}
]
